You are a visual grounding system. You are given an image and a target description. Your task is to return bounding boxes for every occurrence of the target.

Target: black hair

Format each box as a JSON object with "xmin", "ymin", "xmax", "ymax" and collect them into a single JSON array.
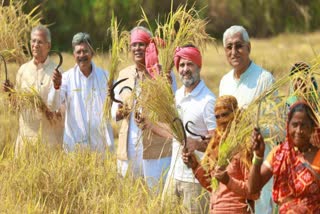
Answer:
[{"xmin": 288, "ymin": 102, "xmax": 318, "ymax": 128}]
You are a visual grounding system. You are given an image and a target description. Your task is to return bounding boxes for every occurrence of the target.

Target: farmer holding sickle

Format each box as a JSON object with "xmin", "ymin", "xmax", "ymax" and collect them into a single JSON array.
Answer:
[
  {"xmin": 2, "ymin": 25, "xmax": 64, "ymax": 154},
  {"xmin": 48, "ymin": 32, "xmax": 114, "ymax": 154},
  {"xmin": 160, "ymin": 45, "xmax": 216, "ymax": 214},
  {"xmin": 112, "ymin": 26, "xmax": 177, "ymax": 192}
]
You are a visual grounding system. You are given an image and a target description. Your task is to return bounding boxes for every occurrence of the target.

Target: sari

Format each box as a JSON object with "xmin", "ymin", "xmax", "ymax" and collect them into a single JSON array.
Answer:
[{"xmin": 266, "ymin": 136, "xmax": 320, "ymax": 213}]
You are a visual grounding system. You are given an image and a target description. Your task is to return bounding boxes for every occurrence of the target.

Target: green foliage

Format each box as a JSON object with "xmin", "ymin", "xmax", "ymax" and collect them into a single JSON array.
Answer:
[
  {"xmin": 208, "ymin": 0, "xmax": 320, "ymax": 38},
  {"xmin": 22, "ymin": 0, "xmax": 203, "ymax": 51}
]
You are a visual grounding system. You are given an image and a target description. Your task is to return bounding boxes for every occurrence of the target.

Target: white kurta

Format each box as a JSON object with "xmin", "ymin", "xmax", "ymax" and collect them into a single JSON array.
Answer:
[
  {"xmin": 15, "ymin": 57, "xmax": 64, "ymax": 152},
  {"xmin": 219, "ymin": 61, "xmax": 274, "ymax": 108},
  {"xmin": 48, "ymin": 62, "xmax": 114, "ymax": 153}
]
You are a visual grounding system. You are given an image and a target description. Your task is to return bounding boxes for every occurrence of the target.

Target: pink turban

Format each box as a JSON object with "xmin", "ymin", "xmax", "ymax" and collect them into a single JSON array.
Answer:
[
  {"xmin": 130, "ymin": 29, "xmax": 151, "ymax": 45},
  {"xmin": 130, "ymin": 29, "xmax": 164, "ymax": 78},
  {"xmin": 174, "ymin": 47, "xmax": 202, "ymax": 71}
]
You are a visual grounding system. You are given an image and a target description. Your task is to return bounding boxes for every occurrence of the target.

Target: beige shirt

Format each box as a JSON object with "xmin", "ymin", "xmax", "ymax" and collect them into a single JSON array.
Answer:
[
  {"xmin": 15, "ymin": 57, "xmax": 64, "ymax": 146},
  {"xmin": 113, "ymin": 65, "xmax": 173, "ymax": 160}
]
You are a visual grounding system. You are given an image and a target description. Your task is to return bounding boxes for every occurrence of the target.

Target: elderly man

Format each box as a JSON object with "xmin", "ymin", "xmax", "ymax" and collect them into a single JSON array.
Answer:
[
  {"xmin": 219, "ymin": 25, "xmax": 274, "ymax": 108},
  {"xmin": 2, "ymin": 25, "xmax": 64, "ymax": 154},
  {"xmin": 219, "ymin": 25, "xmax": 275, "ymax": 214},
  {"xmin": 164, "ymin": 45, "xmax": 216, "ymax": 213},
  {"xmin": 112, "ymin": 26, "xmax": 177, "ymax": 191},
  {"xmin": 48, "ymin": 32, "xmax": 113, "ymax": 154}
]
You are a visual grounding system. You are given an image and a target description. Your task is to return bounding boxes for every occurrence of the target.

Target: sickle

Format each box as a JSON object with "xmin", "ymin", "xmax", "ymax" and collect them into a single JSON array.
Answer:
[
  {"xmin": 110, "ymin": 78, "xmax": 132, "ymax": 104},
  {"xmin": 185, "ymin": 121, "xmax": 209, "ymax": 140},
  {"xmin": 173, "ymin": 117, "xmax": 187, "ymax": 151},
  {"xmin": 0, "ymin": 54, "xmax": 8, "ymax": 83},
  {"xmin": 49, "ymin": 50, "xmax": 63, "ymax": 70}
]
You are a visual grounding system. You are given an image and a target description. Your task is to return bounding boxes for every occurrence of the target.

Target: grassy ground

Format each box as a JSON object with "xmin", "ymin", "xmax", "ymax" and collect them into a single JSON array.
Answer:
[{"xmin": 0, "ymin": 32, "xmax": 320, "ymax": 213}]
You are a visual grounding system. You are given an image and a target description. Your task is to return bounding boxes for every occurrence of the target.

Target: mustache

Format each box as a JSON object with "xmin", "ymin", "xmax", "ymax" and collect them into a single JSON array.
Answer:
[{"xmin": 78, "ymin": 57, "xmax": 88, "ymax": 62}]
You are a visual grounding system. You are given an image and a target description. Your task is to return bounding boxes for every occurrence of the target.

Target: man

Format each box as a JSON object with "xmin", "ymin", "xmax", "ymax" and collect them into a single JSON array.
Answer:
[
  {"xmin": 112, "ymin": 26, "xmax": 177, "ymax": 191},
  {"xmin": 165, "ymin": 45, "xmax": 216, "ymax": 213},
  {"xmin": 48, "ymin": 32, "xmax": 114, "ymax": 154},
  {"xmin": 219, "ymin": 25, "xmax": 275, "ymax": 214},
  {"xmin": 2, "ymin": 25, "xmax": 64, "ymax": 154},
  {"xmin": 219, "ymin": 25, "xmax": 274, "ymax": 108}
]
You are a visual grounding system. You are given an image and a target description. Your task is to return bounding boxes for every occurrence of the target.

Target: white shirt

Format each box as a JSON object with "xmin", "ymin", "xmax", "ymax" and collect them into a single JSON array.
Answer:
[
  {"xmin": 48, "ymin": 62, "xmax": 114, "ymax": 153},
  {"xmin": 219, "ymin": 61, "xmax": 274, "ymax": 108},
  {"xmin": 172, "ymin": 80, "xmax": 216, "ymax": 182}
]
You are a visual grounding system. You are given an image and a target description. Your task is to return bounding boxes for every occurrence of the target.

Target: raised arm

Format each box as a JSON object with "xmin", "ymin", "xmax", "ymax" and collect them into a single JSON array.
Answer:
[
  {"xmin": 248, "ymin": 128, "xmax": 273, "ymax": 194},
  {"xmin": 47, "ymin": 69, "xmax": 66, "ymax": 111}
]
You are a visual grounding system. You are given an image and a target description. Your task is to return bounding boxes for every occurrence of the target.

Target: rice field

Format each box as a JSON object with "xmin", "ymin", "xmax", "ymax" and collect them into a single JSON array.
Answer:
[{"xmin": 0, "ymin": 31, "xmax": 320, "ymax": 213}]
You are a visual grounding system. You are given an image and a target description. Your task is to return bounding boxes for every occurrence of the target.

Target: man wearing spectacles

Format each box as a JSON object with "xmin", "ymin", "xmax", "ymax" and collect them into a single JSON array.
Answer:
[
  {"xmin": 2, "ymin": 25, "xmax": 64, "ymax": 155},
  {"xmin": 219, "ymin": 25, "xmax": 275, "ymax": 214},
  {"xmin": 219, "ymin": 25, "xmax": 274, "ymax": 108}
]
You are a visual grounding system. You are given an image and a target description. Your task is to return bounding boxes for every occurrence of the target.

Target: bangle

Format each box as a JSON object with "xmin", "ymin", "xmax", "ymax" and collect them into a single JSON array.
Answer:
[
  {"xmin": 252, "ymin": 152, "xmax": 263, "ymax": 166},
  {"xmin": 253, "ymin": 152, "xmax": 263, "ymax": 160}
]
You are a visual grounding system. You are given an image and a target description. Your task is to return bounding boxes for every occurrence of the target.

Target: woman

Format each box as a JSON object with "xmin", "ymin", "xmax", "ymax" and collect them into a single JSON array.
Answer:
[
  {"xmin": 249, "ymin": 101, "xmax": 320, "ymax": 213},
  {"xmin": 287, "ymin": 62, "xmax": 318, "ymax": 108},
  {"xmin": 183, "ymin": 95, "xmax": 259, "ymax": 213}
]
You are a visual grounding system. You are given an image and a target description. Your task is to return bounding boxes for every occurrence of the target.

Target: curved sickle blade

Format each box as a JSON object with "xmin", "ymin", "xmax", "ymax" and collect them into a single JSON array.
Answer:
[
  {"xmin": 110, "ymin": 78, "xmax": 130, "ymax": 104},
  {"xmin": 49, "ymin": 50, "xmax": 63, "ymax": 70},
  {"xmin": 173, "ymin": 117, "xmax": 187, "ymax": 150},
  {"xmin": 0, "ymin": 54, "xmax": 8, "ymax": 83},
  {"xmin": 119, "ymin": 86, "xmax": 133, "ymax": 94},
  {"xmin": 185, "ymin": 121, "xmax": 208, "ymax": 140}
]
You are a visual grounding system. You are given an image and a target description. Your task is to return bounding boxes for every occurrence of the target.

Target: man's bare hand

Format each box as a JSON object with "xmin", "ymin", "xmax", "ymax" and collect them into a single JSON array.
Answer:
[
  {"xmin": 2, "ymin": 80, "xmax": 13, "ymax": 92},
  {"xmin": 182, "ymin": 151, "xmax": 199, "ymax": 169},
  {"xmin": 116, "ymin": 103, "xmax": 131, "ymax": 121},
  {"xmin": 52, "ymin": 69, "xmax": 62, "ymax": 89}
]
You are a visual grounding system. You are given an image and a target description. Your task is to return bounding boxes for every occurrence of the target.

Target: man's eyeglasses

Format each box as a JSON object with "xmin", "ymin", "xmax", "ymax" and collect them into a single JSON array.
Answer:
[
  {"xmin": 225, "ymin": 42, "xmax": 246, "ymax": 51},
  {"xmin": 215, "ymin": 111, "xmax": 231, "ymax": 119},
  {"xmin": 30, "ymin": 39, "xmax": 48, "ymax": 45}
]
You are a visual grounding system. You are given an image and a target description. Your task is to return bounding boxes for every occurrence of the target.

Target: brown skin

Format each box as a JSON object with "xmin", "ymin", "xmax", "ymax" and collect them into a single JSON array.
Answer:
[
  {"xmin": 2, "ymin": 29, "xmax": 51, "ymax": 92},
  {"xmin": 115, "ymin": 41, "xmax": 148, "ymax": 121},
  {"xmin": 224, "ymin": 32, "xmax": 251, "ymax": 79},
  {"xmin": 52, "ymin": 42, "xmax": 93, "ymax": 89},
  {"xmin": 248, "ymin": 111, "xmax": 317, "ymax": 194}
]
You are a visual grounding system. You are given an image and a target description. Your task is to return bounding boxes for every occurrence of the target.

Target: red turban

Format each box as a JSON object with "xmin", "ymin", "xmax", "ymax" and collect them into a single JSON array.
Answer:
[
  {"xmin": 174, "ymin": 47, "xmax": 202, "ymax": 71},
  {"xmin": 131, "ymin": 29, "xmax": 163, "ymax": 78}
]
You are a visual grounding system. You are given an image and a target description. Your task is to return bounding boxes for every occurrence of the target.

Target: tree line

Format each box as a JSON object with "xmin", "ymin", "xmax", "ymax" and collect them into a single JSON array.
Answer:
[{"xmin": 5, "ymin": 0, "xmax": 320, "ymax": 51}]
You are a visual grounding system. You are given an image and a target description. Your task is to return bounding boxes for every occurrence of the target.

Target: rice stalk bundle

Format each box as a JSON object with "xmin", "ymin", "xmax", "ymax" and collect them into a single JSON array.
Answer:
[
  {"xmin": 139, "ymin": 3, "xmax": 214, "ymax": 74},
  {"xmin": 0, "ymin": 1, "xmax": 41, "ymax": 64},
  {"xmin": 103, "ymin": 13, "xmax": 130, "ymax": 121},
  {"xmin": 136, "ymin": 74, "xmax": 185, "ymax": 144},
  {"xmin": 210, "ymin": 67, "xmax": 310, "ymax": 189},
  {"xmin": 5, "ymin": 87, "xmax": 50, "ymax": 115}
]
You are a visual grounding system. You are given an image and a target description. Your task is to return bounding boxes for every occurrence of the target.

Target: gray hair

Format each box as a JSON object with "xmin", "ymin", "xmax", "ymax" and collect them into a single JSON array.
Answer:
[
  {"xmin": 130, "ymin": 26, "xmax": 152, "ymax": 37},
  {"xmin": 72, "ymin": 32, "xmax": 93, "ymax": 50},
  {"xmin": 31, "ymin": 25, "xmax": 51, "ymax": 43},
  {"xmin": 223, "ymin": 25, "xmax": 250, "ymax": 47}
]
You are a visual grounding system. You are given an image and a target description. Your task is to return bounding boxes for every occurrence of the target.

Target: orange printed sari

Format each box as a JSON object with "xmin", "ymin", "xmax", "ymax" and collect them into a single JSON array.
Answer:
[{"xmin": 270, "ymin": 139, "xmax": 320, "ymax": 214}]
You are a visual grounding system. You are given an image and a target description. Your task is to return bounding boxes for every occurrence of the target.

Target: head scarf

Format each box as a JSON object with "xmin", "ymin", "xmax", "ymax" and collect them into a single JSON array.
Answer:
[
  {"xmin": 271, "ymin": 101, "xmax": 320, "ymax": 212},
  {"xmin": 130, "ymin": 29, "xmax": 163, "ymax": 78},
  {"xmin": 173, "ymin": 46, "xmax": 202, "ymax": 71},
  {"xmin": 201, "ymin": 95, "xmax": 238, "ymax": 171},
  {"xmin": 214, "ymin": 95, "xmax": 238, "ymax": 132}
]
